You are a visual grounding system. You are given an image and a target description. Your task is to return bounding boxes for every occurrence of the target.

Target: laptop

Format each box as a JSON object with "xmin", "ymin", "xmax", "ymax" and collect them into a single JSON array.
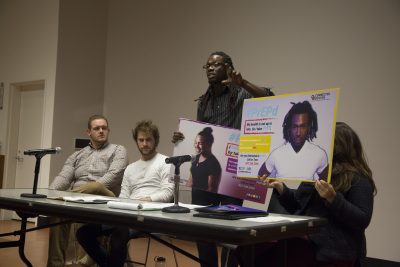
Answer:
[{"xmin": 193, "ymin": 204, "xmax": 269, "ymax": 220}]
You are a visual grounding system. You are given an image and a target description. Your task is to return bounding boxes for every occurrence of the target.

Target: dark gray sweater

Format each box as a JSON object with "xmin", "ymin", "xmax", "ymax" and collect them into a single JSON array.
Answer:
[{"xmin": 278, "ymin": 175, "xmax": 374, "ymax": 262}]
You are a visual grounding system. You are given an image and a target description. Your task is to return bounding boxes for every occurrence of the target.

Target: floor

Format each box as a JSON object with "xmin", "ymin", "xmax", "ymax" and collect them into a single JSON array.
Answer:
[{"xmin": 0, "ymin": 220, "xmax": 214, "ymax": 267}]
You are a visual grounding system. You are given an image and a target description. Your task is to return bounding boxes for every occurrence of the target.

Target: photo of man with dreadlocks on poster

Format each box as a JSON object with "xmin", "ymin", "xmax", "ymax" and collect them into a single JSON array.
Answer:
[
  {"xmin": 258, "ymin": 100, "xmax": 329, "ymax": 181},
  {"xmin": 237, "ymin": 88, "xmax": 339, "ymax": 183}
]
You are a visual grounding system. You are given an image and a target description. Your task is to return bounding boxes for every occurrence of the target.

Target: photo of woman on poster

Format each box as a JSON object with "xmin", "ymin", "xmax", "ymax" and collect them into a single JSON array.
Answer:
[{"xmin": 186, "ymin": 127, "xmax": 222, "ymax": 193}]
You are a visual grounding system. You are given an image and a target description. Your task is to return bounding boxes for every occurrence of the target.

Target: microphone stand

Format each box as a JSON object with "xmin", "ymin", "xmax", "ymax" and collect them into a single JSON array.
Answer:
[
  {"xmin": 162, "ymin": 161, "xmax": 190, "ymax": 213},
  {"xmin": 20, "ymin": 153, "xmax": 47, "ymax": 198}
]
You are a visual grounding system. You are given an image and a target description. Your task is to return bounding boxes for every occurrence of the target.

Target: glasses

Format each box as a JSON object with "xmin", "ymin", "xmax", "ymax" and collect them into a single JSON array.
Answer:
[{"xmin": 202, "ymin": 62, "xmax": 226, "ymax": 70}]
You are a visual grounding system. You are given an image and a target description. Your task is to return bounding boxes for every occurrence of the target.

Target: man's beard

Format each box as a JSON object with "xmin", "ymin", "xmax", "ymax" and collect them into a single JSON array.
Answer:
[{"xmin": 139, "ymin": 146, "xmax": 156, "ymax": 157}]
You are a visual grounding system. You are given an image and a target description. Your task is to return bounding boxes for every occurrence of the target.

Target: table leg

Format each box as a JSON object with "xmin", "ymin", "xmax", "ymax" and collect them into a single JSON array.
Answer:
[
  {"xmin": 0, "ymin": 214, "xmax": 33, "ymax": 267},
  {"xmin": 18, "ymin": 216, "xmax": 33, "ymax": 267},
  {"xmin": 278, "ymin": 239, "xmax": 287, "ymax": 267}
]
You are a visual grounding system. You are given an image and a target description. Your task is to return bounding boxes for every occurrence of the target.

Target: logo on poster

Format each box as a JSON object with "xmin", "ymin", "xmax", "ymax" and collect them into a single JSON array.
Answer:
[
  {"xmin": 311, "ymin": 92, "xmax": 331, "ymax": 101},
  {"xmin": 246, "ymin": 105, "xmax": 279, "ymax": 118}
]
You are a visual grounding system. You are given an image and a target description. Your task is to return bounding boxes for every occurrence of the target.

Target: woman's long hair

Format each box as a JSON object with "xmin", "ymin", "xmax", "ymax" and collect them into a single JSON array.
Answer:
[{"xmin": 331, "ymin": 122, "xmax": 377, "ymax": 194}]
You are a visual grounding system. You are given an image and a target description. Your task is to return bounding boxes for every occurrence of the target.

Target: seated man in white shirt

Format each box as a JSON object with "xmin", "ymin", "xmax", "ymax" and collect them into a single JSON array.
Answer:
[
  {"xmin": 258, "ymin": 101, "xmax": 329, "ymax": 181},
  {"xmin": 76, "ymin": 120, "xmax": 174, "ymax": 267}
]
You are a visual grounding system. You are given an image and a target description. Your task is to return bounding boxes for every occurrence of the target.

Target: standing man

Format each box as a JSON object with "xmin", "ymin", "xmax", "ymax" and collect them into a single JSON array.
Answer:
[
  {"xmin": 173, "ymin": 51, "xmax": 274, "ymax": 267},
  {"xmin": 258, "ymin": 101, "xmax": 329, "ymax": 180},
  {"xmin": 76, "ymin": 120, "xmax": 174, "ymax": 267},
  {"xmin": 47, "ymin": 114, "xmax": 128, "ymax": 267}
]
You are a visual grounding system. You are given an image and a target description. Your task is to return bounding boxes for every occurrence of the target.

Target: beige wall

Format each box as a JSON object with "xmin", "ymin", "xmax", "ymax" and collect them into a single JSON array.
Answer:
[
  {"xmin": 49, "ymin": 0, "xmax": 108, "ymax": 182},
  {"xmin": 103, "ymin": 0, "xmax": 400, "ymax": 262},
  {"xmin": 0, "ymin": 0, "xmax": 59, "ymax": 188},
  {"xmin": 0, "ymin": 0, "xmax": 399, "ymax": 262}
]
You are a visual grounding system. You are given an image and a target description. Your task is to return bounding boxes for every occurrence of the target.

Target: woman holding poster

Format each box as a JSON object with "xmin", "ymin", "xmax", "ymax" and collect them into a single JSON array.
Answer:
[
  {"xmin": 239, "ymin": 122, "xmax": 377, "ymax": 267},
  {"xmin": 186, "ymin": 127, "xmax": 222, "ymax": 193}
]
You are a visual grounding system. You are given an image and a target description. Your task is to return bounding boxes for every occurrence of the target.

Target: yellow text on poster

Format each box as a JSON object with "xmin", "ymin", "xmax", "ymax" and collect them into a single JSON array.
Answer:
[{"xmin": 239, "ymin": 135, "xmax": 271, "ymax": 153}]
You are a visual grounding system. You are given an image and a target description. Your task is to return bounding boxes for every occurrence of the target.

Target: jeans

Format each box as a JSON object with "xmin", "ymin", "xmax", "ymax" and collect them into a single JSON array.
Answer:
[{"xmin": 47, "ymin": 182, "xmax": 115, "ymax": 267}]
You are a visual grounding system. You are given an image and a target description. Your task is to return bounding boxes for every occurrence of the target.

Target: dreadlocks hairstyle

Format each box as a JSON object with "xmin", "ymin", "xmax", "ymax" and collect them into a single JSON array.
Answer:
[
  {"xmin": 282, "ymin": 101, "xmax": 318, "ymax": 142},
  {"xmin": 331, "ymin": 122, "xmax": 377, "ymax": 194},
  {"xmin": 132, "ymin": 120, "xmax": 160, "ymax": 147}
]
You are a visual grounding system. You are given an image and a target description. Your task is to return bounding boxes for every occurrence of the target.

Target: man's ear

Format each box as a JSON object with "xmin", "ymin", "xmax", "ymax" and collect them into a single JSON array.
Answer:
[{"xmin": 86, "ymin": 129, "xmax": 91, "ymax": 137}]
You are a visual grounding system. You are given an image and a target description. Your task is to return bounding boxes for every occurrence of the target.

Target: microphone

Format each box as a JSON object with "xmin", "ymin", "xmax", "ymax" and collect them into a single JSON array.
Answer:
[
  {"xmin": 165, "ymin": 154, "xmax": 194, "ymax": 165},
  {"xmin": 24, "ymin": 147, "xmax": 62, "ymax": 156}
]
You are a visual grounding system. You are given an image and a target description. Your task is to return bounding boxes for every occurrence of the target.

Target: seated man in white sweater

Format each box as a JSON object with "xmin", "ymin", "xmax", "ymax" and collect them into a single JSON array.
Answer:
[{"xmin": 76, "ymin": 120, "xmax": 174, "ymax": 267}]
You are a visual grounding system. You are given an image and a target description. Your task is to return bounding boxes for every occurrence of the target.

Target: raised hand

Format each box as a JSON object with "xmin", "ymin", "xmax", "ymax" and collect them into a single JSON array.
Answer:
[{"xmin": 222, "ymin": 67, "xmax": 244, "ymax": 87}]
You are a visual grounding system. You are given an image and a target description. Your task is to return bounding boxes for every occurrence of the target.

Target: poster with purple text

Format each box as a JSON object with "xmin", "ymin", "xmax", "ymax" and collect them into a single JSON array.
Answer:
[
  {"xmin": 173, "ymin": 119, "xmax": 267, "ymax": 203},
  {"xmin": 237, "ymin": 88, "xmax": 339, "ymax": 183}
]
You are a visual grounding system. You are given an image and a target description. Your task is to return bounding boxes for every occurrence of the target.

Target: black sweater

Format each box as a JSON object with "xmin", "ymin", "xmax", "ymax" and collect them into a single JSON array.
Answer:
[{"xmin": 277, "ymin": 175, "xmax": 374, "ymax": 262}]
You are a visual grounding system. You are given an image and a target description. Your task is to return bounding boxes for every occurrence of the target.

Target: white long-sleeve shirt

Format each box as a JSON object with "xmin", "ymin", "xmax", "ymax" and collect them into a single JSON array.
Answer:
[{"xmin": 119, "ymin": 153, "xmax": 174, "ymax": 203}]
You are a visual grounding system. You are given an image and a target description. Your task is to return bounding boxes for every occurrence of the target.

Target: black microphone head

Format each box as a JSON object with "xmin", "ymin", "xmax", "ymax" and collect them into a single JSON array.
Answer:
[
  {"xmin": 181, "ymin": 155, "xmax": 193, "ymax": 162},
  {"xmin": 165, "ymin": 154, "xmax": 195, "ymax": 164},
  {"xmin": 23, "ymin": 147, "xmax": 62, "ymax": 155}
]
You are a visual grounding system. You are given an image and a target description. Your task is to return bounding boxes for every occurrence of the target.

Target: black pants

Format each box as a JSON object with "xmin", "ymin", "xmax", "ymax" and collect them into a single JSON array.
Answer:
[
  {"xmin": 236, "ymin": 238, "xmax": 356, "ymax": 267},
  {"xmin": 76, "ymin": 224, "xmax": 138, "ymax": 267},
  {"xmin": 192, "ymin": 189, "xmax": 243, "ymax": 267}
]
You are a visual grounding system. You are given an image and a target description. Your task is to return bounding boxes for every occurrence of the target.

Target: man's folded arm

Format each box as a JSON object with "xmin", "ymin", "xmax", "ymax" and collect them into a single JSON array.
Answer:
[
  {"xmin": 97, "ymin": 145, "xmax": 129, "ymax": 189},
  {"xmin": 49, "ymin": 153, "xmax": 78, "ymax": 190}
]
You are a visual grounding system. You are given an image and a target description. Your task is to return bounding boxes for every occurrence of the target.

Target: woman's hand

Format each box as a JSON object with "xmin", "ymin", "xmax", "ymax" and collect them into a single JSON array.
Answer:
[
  {"xmin": 315, "ymin": 179, "xmax": 336, "ymax": 203},
  {"xmin": 259, "ymin": 175, "xmax": 284, "ymax": 195}
]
